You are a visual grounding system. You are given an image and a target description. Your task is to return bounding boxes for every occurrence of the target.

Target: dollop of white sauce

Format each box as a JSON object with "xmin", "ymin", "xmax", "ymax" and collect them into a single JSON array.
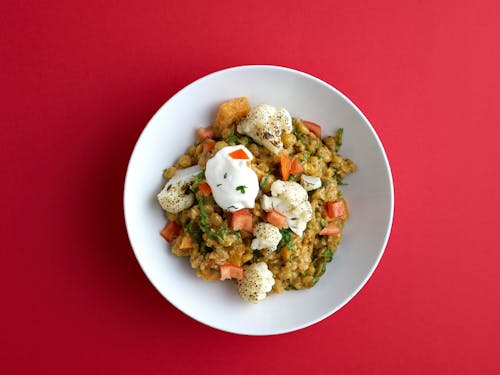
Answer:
[{"xmin": 205, "ymin": 145, "xmax": 259, "ymax": 212}]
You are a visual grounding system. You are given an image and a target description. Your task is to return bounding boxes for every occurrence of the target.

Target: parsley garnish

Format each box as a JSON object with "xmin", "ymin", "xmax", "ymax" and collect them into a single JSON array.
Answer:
[
  {"xmin": 335, "ymin": 128, "xmax": 343, "ymax": 152},
  {"xmin": 217, "ymin": 183, "xmax": 222, "ymax": 187},
  {"xmin": 278, "ymin": 228, "xmax": 294, "ymax": 250},
  {"xmin": 293, "ymin": 119, "xmax": 306, "ymax": 146},
  {"xmin": 312, "ymin": 249, "xmax": 334, "ymax": 285},
  {"xmin": 225, "ymin": 129, "xmax": 238, "ymax": 144},
  {"xmin": 225, "ymin": 129, "xmax": 249, "ymax": 145},
  {"xmin": 227, "ymin": 205, "xmax": 238, "ymax": 210},
  {"xmin": 301, "ymin": 151, "xmax": 311, "ymax": 163},
  {"xmin": 223, "ymin": 173, "xmax": 227, "ymax": 179},
  {"xmin": 253, "ymin": 250, "xmax": 264, "ymax": 260},
  {"xmin": 260, "ymin": 173, "xmax": 271, "ymax": 189},
  {"xmin": 200, "ymin": 244, "xmax": 213, "ymax": 255},
  {"xmin": 236, "ymin": 185, "xmax": 247, "ymax": 194},
  {"xmin": 185, "ymin": 221, "xmax": 202, "ymax": 243},
  {"xmin": 336, "ymin": 175, "xmax": 348, "ymax": 185},
  {"xmin": 198, "ymin": 197, "xmax": 209, "ymax": 231},
  {"xmin": 190, "ymin": 171, "xmax": 205, "ymax": 193}
]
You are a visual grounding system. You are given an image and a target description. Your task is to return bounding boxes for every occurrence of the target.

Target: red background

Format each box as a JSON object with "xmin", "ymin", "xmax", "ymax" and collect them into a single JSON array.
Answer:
[{"xmin": 1, "ymin": 1, "xmax": 499, "ymax": 374}]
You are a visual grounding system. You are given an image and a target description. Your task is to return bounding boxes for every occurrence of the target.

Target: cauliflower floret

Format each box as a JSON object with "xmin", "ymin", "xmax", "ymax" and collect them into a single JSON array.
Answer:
[
  {"xmin": 157, "ymin": 165, "xmax": 202, "ymax": 214},
  {"xmin": 237, "ymin": 104, "xmax": 292, "ymax": 154},
  {"xmin": 238, "ymin": 262, "xmax": 275, "ymax": 303},
  {"xmin": 251, "ymin": 223, "xmax": 282, "ymax": 252},
  {"xmin": 288, "ymin": 201, "xmax": 313, "ymax": 235},
  {"xmin": 270, "ymin": 180, "xmax": 309, "ymax": 208},
  {"xmin": 260, "ymin": 194, "xmax": 273, "ymax": 211},
  {"xmin": 300, "ymin": 175, "xmax": 322, "ymax": 191},
  {"xmin": 262, "ymin": 180, "xmax": 312, "ymax": 236}
]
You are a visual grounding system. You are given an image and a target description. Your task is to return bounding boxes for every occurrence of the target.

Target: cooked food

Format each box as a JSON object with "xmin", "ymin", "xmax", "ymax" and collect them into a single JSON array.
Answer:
[{"xmin": 157, "ymin": 97, "xmax": 356, "ymax": 303}]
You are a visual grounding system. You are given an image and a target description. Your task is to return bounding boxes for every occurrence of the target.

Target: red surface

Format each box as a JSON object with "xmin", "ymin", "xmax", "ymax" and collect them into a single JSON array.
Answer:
[{"xmin": 1, "ymin": 1, "xmax": 499, "ymax": 374}]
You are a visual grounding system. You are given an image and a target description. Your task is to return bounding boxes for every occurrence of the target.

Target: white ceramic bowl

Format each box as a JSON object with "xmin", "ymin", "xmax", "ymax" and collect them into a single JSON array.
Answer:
[{"xmin": 124, "ymin": 65, "xmax": 394, "ymax": 335}]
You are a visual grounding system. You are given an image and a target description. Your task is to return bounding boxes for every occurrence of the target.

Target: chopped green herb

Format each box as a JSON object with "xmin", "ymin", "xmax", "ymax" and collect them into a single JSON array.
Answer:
[
  {"xmin": 236, "ymin": 185, "xmax": 247, "ymax": 194},
  {"xmin": 336, "ymin": 175, "xmax": 348, "ymax": 186},
  {"xmin": 320, "ymin": 219, "xmax": 327, "ymax": 228},
  {"xmin": 187, "ymin": 223, "xmax": 202, "ymax": 243},
  {"xmin": 195, "ymin": 196, "xmax": 229, "ymax": 243},
  {"xmin": 198, "ymin": 197, "xmax": 209, "ymax": 231},
  {"xmin": 190, "ymin": 171, "xmax": 205, "ymax": 193},
  {"xmin": 293, "ymin": 119, "xmax": 306, "ymax": 146},
  {"xmin": 278, "ymin": 228, "xmax": 294, "ymax": 250},
  {"xmin": 214, "ymin": 227, "xmax": 228, "ymax": 241},
  {"xmin": 223, "ymin": 173, "xmax": 227, "ymax": 179},
  {"xmin": 227, "ymin": 205, "xmax": 238, "ymax": 210},
  {"xmin": 312, "ymin": 249, "xmax": 335, "ymax": 285},
  {"xmin": 260, "ymin": 172, "xmax": 271, "ymax": 189},
  {"xmin": 253, "ymin": 250, "xmax": 264, "ymax": 260},
  {"xmin": 225, "ymin": 129, "xmax": 249, "ymax": 145},
  {"xmin": 323, "ymin": 250, "xmax": 334, "ymax": 263},
  {"xmin": 301, "ymin": 151, "xmax": 311, "ymax": 163},
  {"xmin": 335, "ymin": 128, "xmax": 343, "ymax": 152},
  {"xmin": 216, "ymin": 183, "xmax": 222, "ymax": 187},
  {"xmin": 200, "ymin": 245, "xmax": 213, "ymax": 255},
  {"xmin": 289, "ymin": 175, "xmax": 297, "ymax": 182},
  {"xmin": 225, "ymin": 129, "xmax": 238, "ymax": 144}
]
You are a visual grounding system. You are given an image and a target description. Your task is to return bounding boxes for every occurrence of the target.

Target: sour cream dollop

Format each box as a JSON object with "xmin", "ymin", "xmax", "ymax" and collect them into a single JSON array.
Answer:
[{"xmin": 205, "ymin": 145, "xmax": 259, "ymax": 212}]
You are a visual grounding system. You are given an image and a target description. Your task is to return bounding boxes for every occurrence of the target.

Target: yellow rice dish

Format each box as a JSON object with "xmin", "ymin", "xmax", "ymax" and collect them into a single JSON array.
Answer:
[{"xmin": 157, "ymin": 97, "xmax": 356, "ymax": 303}]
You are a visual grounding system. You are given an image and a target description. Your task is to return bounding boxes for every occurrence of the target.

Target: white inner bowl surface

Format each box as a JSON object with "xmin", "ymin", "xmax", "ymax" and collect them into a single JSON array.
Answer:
[{"xmin": 124, "ymin": 65, "xmax": 394, "ymax": 335}]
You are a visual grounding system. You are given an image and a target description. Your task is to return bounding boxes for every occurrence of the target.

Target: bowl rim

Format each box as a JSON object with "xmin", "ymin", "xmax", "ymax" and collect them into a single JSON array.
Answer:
[{"xmin": 123, "ymin": 64, "xmax": 394, "ymax": 335}]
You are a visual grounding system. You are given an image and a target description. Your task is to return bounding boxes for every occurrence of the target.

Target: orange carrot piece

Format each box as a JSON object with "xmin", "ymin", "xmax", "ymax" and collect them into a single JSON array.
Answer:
[
  {"xmin": 280, "ymin": 154, "xmax": 292, "ymax": 181},
  {"xmin": 228, "ymin": 148, "xmax": 249, "ymax": 159}
]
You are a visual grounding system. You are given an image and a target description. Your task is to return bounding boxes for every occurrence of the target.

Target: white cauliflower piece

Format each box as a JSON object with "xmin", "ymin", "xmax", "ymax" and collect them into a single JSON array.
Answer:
[
  {"xmin": 251, "ymin": 223, "xmax": 282, "ymax": 252},
  {"xmin": 262, "ymin": 180, "xmax": 312, "ymax": 236},
  {"xmin": 238, "ymin": 262, "xmax": 275, "ymax": 303},
  {"xmin": 157, "ymin": 165, "xmax": 202, "ymax": 214},
  {"xmin": 270, "ymin": 180, "xmax": 309, "ymax": 209},
  {"xmin": 237, "ymin": 104, "xmax": 292, "ymax": 154},
  {"xmin": 288, "ymin": 201, "xmax": 313, "ymax": 236},
  {"xmin": 300, "ymin": 175, "xmax": 322, "ymax": 191},
  {"xmin": 260, "ymin": 194, "xmax": 273, "ymax": 211}
]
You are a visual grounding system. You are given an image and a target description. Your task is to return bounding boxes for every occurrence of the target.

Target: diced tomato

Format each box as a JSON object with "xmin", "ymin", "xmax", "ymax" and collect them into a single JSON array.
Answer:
[
  {"xmin": 228, "ymin": 148, "xmax": 249, "ymax": 159},
  {"xmin": 326, "ymin": 200, "xmax": 347, "ymax": 219},
  {"xmin": 198, "ymin": 182, "xmax": 212, "ymax": 196},
  {"xmin": 303, "ymin": 120, "xmax": 322, "ymax": 138},
  {"xmin": 265, "ymin": 209, "xmax": 288, "ymax": 229},
  {"xmin": 319, "ymin": 223, "xmax": 341, "ymax": 236},
  {"xmin": 160, "ymin": 221, "xmax": 181, "ymax": 242},
  {"xmin": 231, "ymin": 209, "xmax": 253, "ymax": 232},
  {"xmin": 202, "ymin": 140, "xmax": 216, "ymax": 153},
  {"xmin": 220, "ymin": 263, "xmax": 244, "ymax": 280},
  {"xmin": 280, "ymin": 154, "xmax": 292, "ymax": 181},
  {"xmin": 290, "ymin": 158, "xmax": 304, "ymax": 174},
  {"xmin": 197, "ymin": 126, "xmax": 216, "ymax": 139}
]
